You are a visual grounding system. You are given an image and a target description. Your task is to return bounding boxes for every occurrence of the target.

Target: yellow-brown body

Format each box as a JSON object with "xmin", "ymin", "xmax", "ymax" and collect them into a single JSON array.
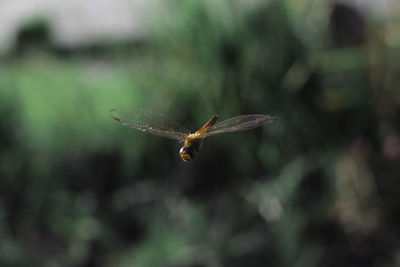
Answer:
[{"xmin": 179, "ymin": 115, "xmax": 219, "ymax": 162}]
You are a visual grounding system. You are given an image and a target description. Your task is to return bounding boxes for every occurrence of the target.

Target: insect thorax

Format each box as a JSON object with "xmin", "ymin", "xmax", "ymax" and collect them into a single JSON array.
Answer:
[{"xmin": 184, "ymin": 134, "xmax": 203, "ymax": 152}]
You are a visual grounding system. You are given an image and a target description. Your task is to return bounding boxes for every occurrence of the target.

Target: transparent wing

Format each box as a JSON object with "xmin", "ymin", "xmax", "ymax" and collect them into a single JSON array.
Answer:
[
  {"xmin": 110, "ymin": 108, "xmax": 190, "ymax": 141},
  {"xmin": 202, "ymin": 114, "xmax": 277, "ymax": 137}
]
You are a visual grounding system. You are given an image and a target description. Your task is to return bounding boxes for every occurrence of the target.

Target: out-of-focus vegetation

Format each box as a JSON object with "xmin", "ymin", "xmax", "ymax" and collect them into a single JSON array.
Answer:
[{"xmin": 1, "ymin": 0, "xmax": 400, "ymax": 266}]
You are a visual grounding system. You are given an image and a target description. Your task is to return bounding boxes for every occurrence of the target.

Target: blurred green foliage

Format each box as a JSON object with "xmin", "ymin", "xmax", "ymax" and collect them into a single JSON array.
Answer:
[{"xmin": 1, "ymin": 0, "xmax": 400, "ymax": 267}]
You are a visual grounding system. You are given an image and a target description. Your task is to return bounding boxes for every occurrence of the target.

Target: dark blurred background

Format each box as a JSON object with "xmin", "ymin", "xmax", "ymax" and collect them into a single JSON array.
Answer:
[{"xmin": 1, "ymin": 0, "xmax": 400, "ymax": 266}]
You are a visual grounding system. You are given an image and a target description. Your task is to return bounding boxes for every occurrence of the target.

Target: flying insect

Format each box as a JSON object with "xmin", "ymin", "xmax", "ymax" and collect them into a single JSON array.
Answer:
[{"xmin": 110, "ymin": 109, "xmax": 277, "ymax": 162}]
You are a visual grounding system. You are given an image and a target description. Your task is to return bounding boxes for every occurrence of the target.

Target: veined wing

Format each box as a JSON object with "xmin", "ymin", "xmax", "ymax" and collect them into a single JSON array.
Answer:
[
  {"xmin": 202, "ymin": 114, "xmax": 277, "ymax": 137},
  {"xmin": 110, "ymin": 108, "xmax": 190, "ymax": 141}
]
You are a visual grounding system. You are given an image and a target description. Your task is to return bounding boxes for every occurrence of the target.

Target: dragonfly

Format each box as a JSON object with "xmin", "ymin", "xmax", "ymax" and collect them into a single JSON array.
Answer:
[{"xmin": 110, "ymin": 108, "xmax": 277, "ymax": 162}]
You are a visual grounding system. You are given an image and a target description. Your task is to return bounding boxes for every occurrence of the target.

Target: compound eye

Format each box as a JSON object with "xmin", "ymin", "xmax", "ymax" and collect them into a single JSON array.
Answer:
[
  {"xmin": 180, "ymin": 146, "xmax": 194, "ymax": 162},
  {"xmin": 180, "ymin": 152, "xmax": 192, "ymax": 162}
]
